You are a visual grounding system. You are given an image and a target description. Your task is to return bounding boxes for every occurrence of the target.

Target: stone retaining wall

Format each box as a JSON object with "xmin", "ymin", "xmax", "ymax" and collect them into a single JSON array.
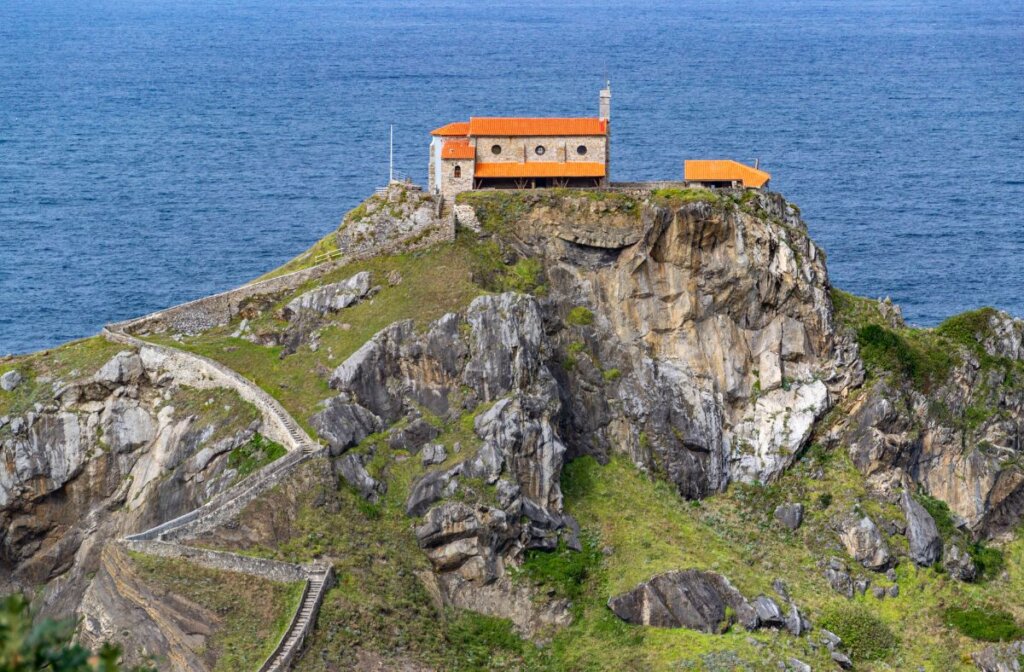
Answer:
[{"xmin": 123, "ymin": 539, "xmax": 309, "ymax": 583}]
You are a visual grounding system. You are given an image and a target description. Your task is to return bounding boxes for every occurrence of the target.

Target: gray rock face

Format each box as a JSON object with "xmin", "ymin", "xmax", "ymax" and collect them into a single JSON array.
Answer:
[
  {"xmin": 774, "ymin": 502, "xmax": 804, "ymax": 530},
  {"xmin": 831, "ymin": 651, "xmax": 854, "ymax": 670},
  {"xmin": 972, "ymin": 640, "xmax": 1024, "ymax": 672},
  {"xmin": 421, "ymin": 443, "xmax": 447, "ymax": 466},
  {"xmin": 837, "ymin": 514, "xmax": 892, "ymax": 570},
  {"xmin": 310, "ymin": 397, "xmax": 381, "ymax": 456},
  {"xmin": 335, "ymin": 453, "xmax": 385, "ymax": 503},
  {"xmin": 902, "ymin": 490, "xmax": 943, "ymax": 566},
  {"xmin": 944, "ymin": 543, "xmax": 978, "ymax": 582},
  {"xmin": 1, "ymin": 370, "xmax": 23, "ymax": 392},
  {"xmin": 405, "ymin": 467, "xmax": 459, "ymax": 517},
  {"xmin": 824, "ymin": 557, "xmax": 854, "ymax": 597},
  {"xmin": 784, "ymin": 603, "xmax": 809, "ymax": 636},
  {"xmin": 388, "ymin": 418, "xmax": 440, "ymax": 453},
  {"xmin": 283, "ymin": 271, "xmax": 372, "ymax": 319},
  {"xmin": 607, "ymin": 570, "xmax": 758, "ymax": 633}
]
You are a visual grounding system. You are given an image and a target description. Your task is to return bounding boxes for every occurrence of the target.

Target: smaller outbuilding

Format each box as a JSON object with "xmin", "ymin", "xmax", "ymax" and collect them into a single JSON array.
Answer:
[{"xmin": 685, "ymin": 160, "xmax": 771, "ymax": 189}]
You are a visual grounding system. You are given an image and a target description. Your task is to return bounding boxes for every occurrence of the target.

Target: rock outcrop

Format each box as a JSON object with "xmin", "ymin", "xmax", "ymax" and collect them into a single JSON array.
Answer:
[
  {"xmin": 836, "ymin": 515, "xmax": 891, "ymax": 570},
  {"xmin": 607, "ymin": 570, "xmax": 758, "ymax": 632},
  {"xmin": 901, "ymin": 489, "xmax": 943, "ymax": 566},
  {"xmin": 1, "ymin": 350, "xmax": 263, "ymax": 623}
]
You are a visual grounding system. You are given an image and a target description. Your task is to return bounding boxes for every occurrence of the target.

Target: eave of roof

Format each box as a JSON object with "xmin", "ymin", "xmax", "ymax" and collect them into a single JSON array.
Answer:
[
  {"xmin": 431, "ymin": 121, "xmax": 470, "ymax": 136},
  {"xmin": 474, "ymin": 161, "xmax": 606, "ymax": 178}
]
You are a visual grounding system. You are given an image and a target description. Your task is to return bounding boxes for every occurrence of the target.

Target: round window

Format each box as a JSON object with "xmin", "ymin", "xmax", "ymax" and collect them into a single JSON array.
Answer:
[
  {"xmin": 576, "ymin": 144, "xmax": 588, "ymax": 156},
  {"xmin": 535, "ymin": 145, "xmax": 546, "ymax": 156},
  {"xmin": 491, "ymin": 144, "xmax": 502, "ymax": 155}
]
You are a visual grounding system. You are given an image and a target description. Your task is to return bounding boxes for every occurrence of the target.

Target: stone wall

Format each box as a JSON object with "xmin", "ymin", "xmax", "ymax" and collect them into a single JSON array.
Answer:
[
  {"xmin": 474, "ymin": 135, "xmax": 607, "ymax": 164},
  {"xmin": 123, "ymin": 539, "xmax": 308, "ymax": 583},
  {"xmin": 440, "ymin": 158, "xmax": 475, "ymax": 198}
]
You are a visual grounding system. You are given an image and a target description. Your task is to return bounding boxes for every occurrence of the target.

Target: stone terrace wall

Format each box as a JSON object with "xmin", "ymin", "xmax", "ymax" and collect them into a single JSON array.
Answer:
[{"xmin": 123, "ymin": 539, "xmax": 309, "ymax": 584}]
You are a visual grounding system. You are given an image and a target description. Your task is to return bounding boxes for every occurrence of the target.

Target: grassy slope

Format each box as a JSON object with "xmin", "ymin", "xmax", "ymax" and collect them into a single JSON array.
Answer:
[
  {"xmin": 0, "ymin": 336, "xmax": 125, "ymax": 417},
  {"xmin": 128, "ymin": 552, "xmax": 305, "ymax": 672},
  {"xmin": 144, "ymin": 234, "xmax": 496, "ymax": 433}
]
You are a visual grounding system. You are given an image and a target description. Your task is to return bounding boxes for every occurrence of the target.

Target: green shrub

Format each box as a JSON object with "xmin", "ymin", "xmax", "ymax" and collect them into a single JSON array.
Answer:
[
  {"xmin": 945, "ymin": 606, "xmax": 1024, "ymax": 642},
  {"xmin": 856, "ymin": 323, "xmax": 953, "ymax": 391},
  {"xmin": 227, "ymin": 434, "xmax": 287, "ymax": 480},
  {"xmin": 517, "ymin": 533, "xmax": 602, "ymax": 603},
  {"xmin": 566, "ymin": 307, "xmax": 595, "ymax": 327},
  {"xmin": 502, "ymin": 257, "xmax": 545, "ymax": 294},
  {"xmin": 935, "ymin": 307, "xmax": 999, "ymax": 348},
  {"xmin": 915, "ymin": 492, "xmax": 958, "ymax": 540},
  {"xmin": 602, "ymin": 368, "xmax": 622, "ymax": 382},
  {"xmin": 819, "ymin": 605, "xmax": 898, "ymax": 661},
  {"xmin": 969, "ymin": 543, "xmax": 1005, "ymax": 582},
  {"xmin": 816, "ymin": 492, "xmax": 833, "ymax": 510}
]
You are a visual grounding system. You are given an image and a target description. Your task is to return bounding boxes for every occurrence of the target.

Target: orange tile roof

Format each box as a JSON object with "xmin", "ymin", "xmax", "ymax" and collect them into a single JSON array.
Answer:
[
  {"xmin": 468, "ymin": 117, "xmax": 608, "ymax": 137},
  {"xmin": 431, "ymin": 121, "xmax": 470, "ymax": 136},
  {"xmin": 684, "ymin": 160, "xmax": 771, "ymax": 188},
  {"xmin": 441, "ymin": 139, "xmax": 475, "ymax": 160},
  {"xmin": 474, "ymin": 161, "xmax": 607, "ymax": 179}
]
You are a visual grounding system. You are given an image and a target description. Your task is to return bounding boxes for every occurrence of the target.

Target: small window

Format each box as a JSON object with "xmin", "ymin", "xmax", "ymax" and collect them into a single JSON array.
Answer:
[
  {"xmin": 453, "ymin": 165, "xmax": 461, "ymax": 178},
  {"xmin": 576, "ymin": 144, "xmax": 588, "ymax": 156},
  {"xmin": 491, "ymin": 144, "xmax": 502, "ymax": 155},
  {"xmin": 535, "ymin": 145, "xmax": 546, "ymax": 156}
]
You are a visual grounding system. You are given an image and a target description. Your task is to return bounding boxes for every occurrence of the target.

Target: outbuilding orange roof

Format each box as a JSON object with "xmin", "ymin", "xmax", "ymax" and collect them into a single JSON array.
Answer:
[
  {"xmin": 474, "ymin": 161, "xmax": 607, "ymax": 179},
  {"xmin": 441, "ymin": 139, "xmax": 475, "ymax": 160},
  {"xmin": 431, "ymin": 121, "xmax": 470, "ymax": 136},
  {"xmin": 684, "ymin": 160, "xmax": 771, "ymax": 189},
  {"xmin": 468, "ymin": 117, "xmax": 607, "ymax": 137}
]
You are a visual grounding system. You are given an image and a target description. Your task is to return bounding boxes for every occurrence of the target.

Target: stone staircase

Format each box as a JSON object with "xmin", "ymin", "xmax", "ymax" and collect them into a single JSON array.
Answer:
[{"xmin": 102, "ymin": 322, "xmax": 332, "ymax": 670}]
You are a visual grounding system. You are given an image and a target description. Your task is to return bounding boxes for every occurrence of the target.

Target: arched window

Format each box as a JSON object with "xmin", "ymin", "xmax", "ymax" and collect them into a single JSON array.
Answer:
[
  {"xmin": 577, "ymin": 144, "xmax": 588, "ymax": 156},
  {"xmin": 453, "ymin": 165, "xmax": 462, "ymax": 178},
  {"xmin": 535, "ymin": 145, "xmax": 546, "ymax": 156},
  {"xmin": 491, "ymin": 144, "xmax": 502, "ymax": 155}
]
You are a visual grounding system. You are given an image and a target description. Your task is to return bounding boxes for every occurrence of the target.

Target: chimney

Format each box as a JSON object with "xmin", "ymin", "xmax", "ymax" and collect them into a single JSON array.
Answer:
[
  {"xmin": 599, "ymin": 81, "xmax": 611, "ymax": 120},
  {"xmin": 754, "ymin": 158, "xmax": 760, "ymax": 170}
]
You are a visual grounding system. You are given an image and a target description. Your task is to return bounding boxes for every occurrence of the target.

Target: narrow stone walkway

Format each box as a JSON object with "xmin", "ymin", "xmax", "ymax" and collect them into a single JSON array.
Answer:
[{"xmin": 103, "ymin": 323, "xmax": 331, "ymax": 671}]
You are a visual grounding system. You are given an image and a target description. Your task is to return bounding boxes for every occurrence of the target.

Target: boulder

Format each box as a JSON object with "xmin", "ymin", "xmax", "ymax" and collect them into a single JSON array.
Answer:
[
  {"xmin": 0, "ymin": 370, "xmax": 23, "ymax": 392},
  {"xmin": 902, "ymin": 490, "xmax": 943, "ymax": 566},
  {"xmin": 837, "ymin": 514, "xmax": 892, "ymax": 570},
  {"xmin": 784, "ymin": 603, "xmax": 809, "ymax": 636},
  {"xmin": 944, "ymin": 543, "xmax": 978, "ymax": 582},
  {"xmin": 283, "ymin": 271, "xmax": 372, "ymax": 319},
  {"xmin": 752, "ymin": 595, "xmax": 785, "ymax": 627},
  {"xmin": 607, "ymin": 570, "xmax": 758, "ymax": 633},
  {"xmin": 831, "ymin": 651, "xmax": 854, "ymax": 670},
  {"xmin": 421, "ymin": 443, "xmax": 447, "ymax": 466},
  {"xmin": 388, "ymin": 418, "xmax": 440, "ymax": 453},
  {"xmin": 335, "ymin": 453, "xmax": 385, "ymax": 503},
  {"xmin": 94, "ymin": 351, "xmax": 144, "ymax": 386},
  {"xmin": 310, "ymin": 397, "xmax": 381, "ymax": 456},
  {"xmin": 774, "ymin": 503, "xmax": 804, "ymax": 530},
  {"xmin": 406, "ymin": 467, "xmax": 459, "ymax": 517},
  {"xmin": 825, "ymin": 558, "xmax": 854, "ymax": 598},
  {"xmin": 787, "ymin": 659, "xmax": 811, "ymax": 672}
]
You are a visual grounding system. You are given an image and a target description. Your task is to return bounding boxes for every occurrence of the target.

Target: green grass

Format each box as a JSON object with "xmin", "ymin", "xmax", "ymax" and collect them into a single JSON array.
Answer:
[
  {"xmin": 0, "ymin": 336, "xmax": 125, "ymax": 417},
  {"xmin": 128, "ymin": 552, "xmax": 304, "ymax": 671},
  {"xmin": 160, "ymin": 385, "xmax": 261, "ymax": 443},
  {"xmin": 856, "ymin": 323, "xmax": 954, "ymax": 392},
  {"xmin": 649, "ymin": 187, "xmax": 721, "ymax": 206},
  {"xmin": 227, "ymin": 433, "xmax": 287, "ymax": 480},
  {"xmin": 818, "ymin": 604, "xmax": 898, "ymax": 661},
  {"xmin": 145, "ymin": 235, "xmax": 491, "ymax": 434},
  {"xmin": 515, "ymin": 534, "xmax": 602, "ymax": 606},
  {"xmin": 944, "ymin": 606, "xmax": 1024, "ymax": 642}
]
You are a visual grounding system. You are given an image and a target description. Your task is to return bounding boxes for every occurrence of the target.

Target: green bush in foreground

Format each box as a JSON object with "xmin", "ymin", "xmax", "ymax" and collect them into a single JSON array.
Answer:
[
  {"xmin": 566, "ymin": 306, "xmax": 595, "ymax": 327},
  {"xmin": 818, "ymin": 604, "xmax": 898, "ymax": 661},
  {"xmin": 0, "ymin": 594, "xmax": 154, "ymax": 671},
  {"xmin": 945, "ymin": 606, "xmax": 1024, "ymax": 642}
]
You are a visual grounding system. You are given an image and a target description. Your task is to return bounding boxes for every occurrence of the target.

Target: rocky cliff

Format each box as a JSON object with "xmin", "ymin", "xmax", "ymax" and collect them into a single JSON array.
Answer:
[{"xmin": 5, "ymin": 184, "xmax": 1024, "ymax": 671}]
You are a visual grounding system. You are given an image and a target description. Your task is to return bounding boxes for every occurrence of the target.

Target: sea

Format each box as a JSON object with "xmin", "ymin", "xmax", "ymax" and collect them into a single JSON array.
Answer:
[{"xmin": 1, "ymin": 0, "xmax": 1022, "ymax": 354}]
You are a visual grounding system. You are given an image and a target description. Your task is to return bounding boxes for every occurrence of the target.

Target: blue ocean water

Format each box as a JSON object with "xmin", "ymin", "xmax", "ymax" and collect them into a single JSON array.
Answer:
[{"xmin": 1, "ymin": 0, "xmax": 1022, "ymax": 354}]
